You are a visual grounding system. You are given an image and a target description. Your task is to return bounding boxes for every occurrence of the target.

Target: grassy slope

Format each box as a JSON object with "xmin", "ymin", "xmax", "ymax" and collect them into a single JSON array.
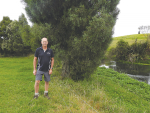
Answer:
[
  {"xmin": 1, "ymin": 56, "xmax": 150, "ymax": 113},
  {"xmin": 105, "ymin": 34, "xmax": 149, "ymax": 62},
  {"xmin": 110, "ymin": 34, "xmax": 147, "ymax": 48}
]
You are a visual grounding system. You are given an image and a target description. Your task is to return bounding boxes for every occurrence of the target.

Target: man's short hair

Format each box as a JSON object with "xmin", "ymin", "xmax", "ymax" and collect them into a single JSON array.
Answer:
[{"xmin": 41, "ymin": 37, "xmax": 48, "ymax": 42}]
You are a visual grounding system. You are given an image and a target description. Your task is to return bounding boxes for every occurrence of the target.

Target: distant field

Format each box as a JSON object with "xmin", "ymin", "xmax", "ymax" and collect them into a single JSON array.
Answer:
[{"xmin": 109, "ymin": 34, "xmax": 148, "ymax": 49}]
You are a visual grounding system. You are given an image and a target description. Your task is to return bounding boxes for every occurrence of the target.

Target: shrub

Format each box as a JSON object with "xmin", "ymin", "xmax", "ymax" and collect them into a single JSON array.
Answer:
[
  {"xmin": 130, "ymin": 41, "xmax": 149, "ymax": 61},
  {"xmin": 115, "ymin": 39, "xmax": 130, "ymax": 61}
]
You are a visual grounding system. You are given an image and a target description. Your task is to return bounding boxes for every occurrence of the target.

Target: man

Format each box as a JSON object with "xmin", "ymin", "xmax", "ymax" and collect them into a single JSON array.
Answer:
[{"xmin": 33, "ymin": 37, "xmax": 54, "ymax": 99}]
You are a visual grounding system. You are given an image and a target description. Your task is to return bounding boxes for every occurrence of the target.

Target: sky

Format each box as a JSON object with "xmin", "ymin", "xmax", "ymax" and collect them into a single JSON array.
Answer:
[
  {"xmin": 0, "ymin": 0, "xmax": 150, "ymax": 37},
  {"xmin": 114, "ymin": 0, "xmax": 150, "ymax": 37},
  {"xmin": 0, "ymin": 1, "xmax": 32, "ymax": 25}
]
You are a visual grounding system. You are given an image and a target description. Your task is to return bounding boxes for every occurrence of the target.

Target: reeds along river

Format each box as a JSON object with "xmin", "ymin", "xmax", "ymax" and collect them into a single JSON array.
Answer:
[{"xmin": 100, "ymin": 61, "xmax": 150, "ymax": 85}]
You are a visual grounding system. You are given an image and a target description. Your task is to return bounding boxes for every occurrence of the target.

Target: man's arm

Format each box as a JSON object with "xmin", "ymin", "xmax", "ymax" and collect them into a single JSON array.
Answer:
[
  {"xmin": 33, "ymin": 57, "xmax": 37, "ymax": 75},
  {"xmin": 51, "ymin": 57, "xmax": 54, "ymax": 69},
  {"xmin": 49, "ymin": 57, "xmax": 54, "ymax": 75}
]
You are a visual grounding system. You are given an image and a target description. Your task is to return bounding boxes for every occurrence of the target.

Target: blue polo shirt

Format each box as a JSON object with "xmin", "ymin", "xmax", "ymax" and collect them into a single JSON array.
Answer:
[{"xmin": 34, "ymin": 47, "xmax": 54, "ymax": 71}]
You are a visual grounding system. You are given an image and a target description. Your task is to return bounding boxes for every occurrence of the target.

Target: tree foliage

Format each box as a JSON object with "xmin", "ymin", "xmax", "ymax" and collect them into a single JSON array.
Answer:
[
  {"xmin": 130, "ymin": 41, "xmax": 149, "ymax": 60},
  {"xmin": 23, "ymin": 0, "xmax": 120, "ymax": 80},
  {"xmin": 138, "ymin": 26, "xmax": 150, "ymax": 38},
  {"xmin": 115, "ymin": 39, "xmax": 130, "ymax": 61},
  {"xmin": 30, "ymin": 23, "xmax": 54, "ymax": 51},
  {"xmin": 0, "ymin": 17, "xmax": 12, "ymax": 39},
  {"xmin": 1, "ymin": 14, "xmax": 32, "ymax": 56},
  {"xmin": 114, "ymin": 39, "xmax": 150, "ymax": 62},
  {"xmin": 0, "ymin": 17, "xmax": 12, "ymax": 54}
]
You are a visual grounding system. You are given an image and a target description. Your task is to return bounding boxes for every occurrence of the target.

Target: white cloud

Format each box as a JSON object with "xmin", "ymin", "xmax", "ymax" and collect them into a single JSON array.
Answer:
[{"xmin": 0, "ymin": 0, "xmax": 32, "ymax": 25}]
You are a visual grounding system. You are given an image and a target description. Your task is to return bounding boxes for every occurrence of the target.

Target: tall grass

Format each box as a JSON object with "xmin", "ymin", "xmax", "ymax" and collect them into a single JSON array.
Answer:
[{"xmin": 1, "ymin": 56, "xmax": 150, "ymax": 112}]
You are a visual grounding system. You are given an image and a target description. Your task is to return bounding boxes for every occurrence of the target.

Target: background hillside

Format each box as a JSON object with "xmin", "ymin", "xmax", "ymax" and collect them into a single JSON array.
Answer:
[
  {"xmin": 109, "ymin": 34, "xmax": 147, "ymax": 50},
  {"xmin": 105, "ymin": 34, "xmax": 150, "ymax": 63}
]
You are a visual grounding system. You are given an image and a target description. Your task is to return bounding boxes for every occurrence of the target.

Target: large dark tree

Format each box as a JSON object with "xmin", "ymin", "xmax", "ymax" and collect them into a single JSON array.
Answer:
[{"xmin": 23, "ymin": 0, "xmax": 120, "ymax": 80}]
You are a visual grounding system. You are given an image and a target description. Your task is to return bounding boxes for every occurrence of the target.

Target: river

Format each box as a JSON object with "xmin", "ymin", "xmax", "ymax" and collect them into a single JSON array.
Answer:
[{"xmin": 100, "ymin": 61, "xmax": 150, "ymax": 85}]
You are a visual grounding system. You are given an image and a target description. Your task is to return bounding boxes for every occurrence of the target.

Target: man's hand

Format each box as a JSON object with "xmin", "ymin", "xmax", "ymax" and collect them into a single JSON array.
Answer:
[
  {"xmin": 49, "ymin": 69, "xmax": 52, "ymax": 75},
  {"xmin": 33, "ymin": 70, "xmax": 37, "ymax": 75}
]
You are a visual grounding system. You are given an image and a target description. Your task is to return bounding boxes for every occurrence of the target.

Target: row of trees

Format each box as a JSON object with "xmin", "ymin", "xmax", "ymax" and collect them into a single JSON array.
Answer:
[
  {"xmin": 138, "ymin": 26, "xmax": 150, "ymax": 38},
  {"xmin": 0, "ymin": 15, "xmax": 32, "ymax": 56},
  {"xmin": 109, "ymin": 39, "xmax": 150, "ymax": 63},
  {"xmin": 1, "ymin": 0, "xmax": 120, "ymax": 80},
  {"xmin": 0, "ymin": 14, "xmax": 50, "ymax": 56}
]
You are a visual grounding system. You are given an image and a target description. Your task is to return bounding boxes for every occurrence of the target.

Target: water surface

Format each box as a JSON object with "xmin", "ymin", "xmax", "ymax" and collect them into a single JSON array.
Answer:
[{"xmin": 100, "ymin": 61, "xmax": 150, "ymax": 85}]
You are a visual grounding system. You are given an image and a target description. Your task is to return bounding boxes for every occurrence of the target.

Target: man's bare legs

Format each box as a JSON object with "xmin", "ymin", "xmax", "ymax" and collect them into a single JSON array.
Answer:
[
  {"xmin": 35, "ymin": 80, "xmax": 40, "ymax": 93},
  {"xmin": 45, "ymin": 81, "xmax": 49, "ymax": 91},
  {"xmin": 34, "ymin": 80, "xmax": 50, "ymax": 99},
  {"xmin": 44, "ymin": 81, "xmax": 50, "ymax": 99}
]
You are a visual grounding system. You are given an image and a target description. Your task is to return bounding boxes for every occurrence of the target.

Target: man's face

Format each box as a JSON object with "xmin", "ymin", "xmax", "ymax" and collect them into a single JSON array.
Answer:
[{"xmin": 41, "ymin": 38, "xmax": 48, "ymax": 47}]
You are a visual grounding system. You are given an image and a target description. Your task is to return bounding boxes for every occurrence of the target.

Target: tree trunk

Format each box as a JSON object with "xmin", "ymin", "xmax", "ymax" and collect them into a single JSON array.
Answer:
[{"xmin": 61, "ymin": 59, "xmax": 70, "ymax": 78}]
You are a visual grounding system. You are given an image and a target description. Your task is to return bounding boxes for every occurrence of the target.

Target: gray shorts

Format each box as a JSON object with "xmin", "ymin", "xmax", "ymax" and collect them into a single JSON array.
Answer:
[{"xmin": 36, "ymin": 70, "xmax": 50, "ymax": 82}]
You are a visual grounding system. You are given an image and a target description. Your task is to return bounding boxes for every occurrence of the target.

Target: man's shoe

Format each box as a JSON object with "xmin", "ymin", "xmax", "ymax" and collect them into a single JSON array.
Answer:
[
  {"xmin": 44, "ymin": 93, "xmax": 50, "ymax": 99},
  {"xmin": 33, "ymin": 95, "xmax": 39, "ymax": 99}
]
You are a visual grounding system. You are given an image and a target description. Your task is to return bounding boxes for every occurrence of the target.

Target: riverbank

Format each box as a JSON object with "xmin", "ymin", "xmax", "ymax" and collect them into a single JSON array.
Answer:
[{"xmin": 1, "ymin": 56, "xmax": 150, "ymax": 112}]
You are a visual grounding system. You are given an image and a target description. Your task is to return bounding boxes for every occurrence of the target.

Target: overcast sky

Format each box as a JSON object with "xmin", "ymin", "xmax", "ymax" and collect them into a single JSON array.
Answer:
[
  {"xmin": 114, "ymin": 0, "xmax": 150, "ymax": 37},
  {"xmin": 0, "ymin": 0, "xmax": 150, "ymax": 37},
  {"xmin": 0, "ymin": 1, "xmax": 32, "ymax": 25}
]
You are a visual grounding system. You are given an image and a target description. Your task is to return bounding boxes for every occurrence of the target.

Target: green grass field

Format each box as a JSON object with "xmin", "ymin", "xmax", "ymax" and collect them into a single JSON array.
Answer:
[
  {"xmin": 1, "ymin": 55, "xmax": 150, "ymax": 113},
  {"xmin": 110, "ymin": 34, "xmax": 148, "ymax": 48},
  {"xmin": 106, "ymin": 34, "xmax": 147, "ymax": 53}
]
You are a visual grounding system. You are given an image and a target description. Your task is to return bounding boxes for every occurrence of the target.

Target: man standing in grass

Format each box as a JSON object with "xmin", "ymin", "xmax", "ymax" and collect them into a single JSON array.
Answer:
[{"xmin": 33, "ymin": 37, "xmax": 54, "ymax": 99}]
